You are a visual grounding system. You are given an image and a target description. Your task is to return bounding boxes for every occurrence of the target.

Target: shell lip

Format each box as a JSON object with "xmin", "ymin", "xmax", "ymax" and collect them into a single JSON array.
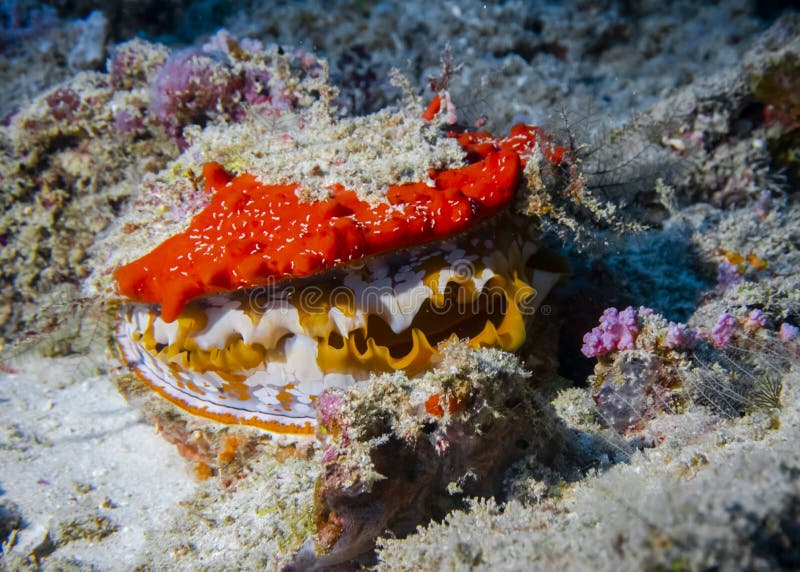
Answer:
[{"xmin": 115, "ymin": 316, "xmax": 317, "ymax": 438}]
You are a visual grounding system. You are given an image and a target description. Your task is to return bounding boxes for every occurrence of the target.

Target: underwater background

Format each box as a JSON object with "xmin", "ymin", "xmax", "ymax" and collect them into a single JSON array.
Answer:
[{"xmin": 2, "ymin": 1, "xmax": 800, "ymax": 570}]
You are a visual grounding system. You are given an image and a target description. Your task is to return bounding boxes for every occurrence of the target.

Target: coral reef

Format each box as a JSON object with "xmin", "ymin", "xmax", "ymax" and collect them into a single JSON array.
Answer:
[
  {"xmin": 9, "ymin": 19, "xmax": 570, "ymax": 563},
  {"xmin": 4, "ymin": 2, "xmax": 800, "ymax": 571},
  {"xmin": 305, "ymin": 346, "xmax": 569, "ymax": 566},
  {"xmin": 582, "ymin": 301, "xmax": 794, "ymax": 435},
  {"xmin": 148, "ymin": 30, "xmax": 325, "ymax": 145},
  {"xmin": 376, "ymin": 12, "xmax": 800, "ymax": 570},
  {"xmin": 377, "ymin": 374, "xmax": 800, "ymax": 570},
  {"xmin": 222, "ymin": 0, "xmax": 764, "ymax": 123},
  {"xmin": 0, "ymin": 37, "xmax": 174, "ymax": 355}
]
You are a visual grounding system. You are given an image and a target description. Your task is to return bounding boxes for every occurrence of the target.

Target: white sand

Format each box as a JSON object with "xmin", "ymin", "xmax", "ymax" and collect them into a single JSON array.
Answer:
[{"xmin": 0, "ymin": 351, "xmax": 194, "ymax": 568}]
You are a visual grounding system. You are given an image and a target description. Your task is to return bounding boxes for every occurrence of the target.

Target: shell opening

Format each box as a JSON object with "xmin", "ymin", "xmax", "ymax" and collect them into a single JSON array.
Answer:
[{"xmin": 117, "ymin": 227, "xmax": 561, "ymax": 434}]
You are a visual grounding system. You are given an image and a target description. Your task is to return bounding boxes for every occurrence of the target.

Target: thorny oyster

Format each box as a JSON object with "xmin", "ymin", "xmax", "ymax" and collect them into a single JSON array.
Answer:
[{"xmin": 111, "ymin": 100, "xmax": 565, "ymax": 437}]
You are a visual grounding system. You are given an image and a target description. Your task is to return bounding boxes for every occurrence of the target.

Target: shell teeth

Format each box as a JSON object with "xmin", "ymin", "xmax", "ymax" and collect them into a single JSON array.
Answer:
[{"xmin": 120, "ymin": 232, "xmax": 562, "ymax": 433}]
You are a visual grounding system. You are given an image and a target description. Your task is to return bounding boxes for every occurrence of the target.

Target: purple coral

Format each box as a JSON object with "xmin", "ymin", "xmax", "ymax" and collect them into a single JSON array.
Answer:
[
  {"xmin": 113, "ymin": 109, "xmax": 145, "ymax": 136},
  {"xmin": 663, "ymin": 322, "xmax": 697, "ymax": 349},
  {"xmin": 46, "ymin": 88, "xmax": 81, "ymax": 121},
  {"xmin": 148, "ymin": 48, "xmax": 243, "ymax": 142},
  {"xmin": 202, "ymin": 28, "xmax": 264, "ymax": 56},
  {"xmin": 744, "ymin": 309, "xmax": 767, "ymax": 331},
  {"xmin": 201, "ymin": 29, "xmax": 273, "ymax": 107},
  {"xmin": 141, "ymin": 31, "xmax": 325, "ymax": 146},
  {"xmin": 716, "ymin": 262, "xmax": 742, "ymax": 290},
  {"xmin": 780, "ymin": 322, "xmax": 799, "ymax": 342},
  {"xmin": 108, "ymin": 44, "xmax": 140, "ymax": 88},
  {"xmin": 754, "ymin": 189, "xmax": 772, "ymax": 220},
  {"xmin": 710, "ymin": 312, "xmax": 737, "ymax": 348},
  {"xmin": 581, "ymin": 306, "xmax": 639, "ymax": 358},
  {"xmin": 107, "ymin": 39, "xmax": 166, "ymax": 90}
]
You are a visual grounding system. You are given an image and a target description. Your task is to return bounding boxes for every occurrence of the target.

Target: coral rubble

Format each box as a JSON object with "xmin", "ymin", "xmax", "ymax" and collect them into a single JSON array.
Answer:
[{"xmin": 307, "ymin": 346, "xmax": 568, "ymax": 566}]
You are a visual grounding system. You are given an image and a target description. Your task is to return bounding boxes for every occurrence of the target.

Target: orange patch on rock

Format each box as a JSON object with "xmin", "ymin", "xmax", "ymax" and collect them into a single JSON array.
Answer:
[
  {"xmin": 425, "ymin": 393, "xmax": 465, "ymax": 417},
  {"xmin": 217, "ymin": 435, "xmax": 243, "ymax": 465}
]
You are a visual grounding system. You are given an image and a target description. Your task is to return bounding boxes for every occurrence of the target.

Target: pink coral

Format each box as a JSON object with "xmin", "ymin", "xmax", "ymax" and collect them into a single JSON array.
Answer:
[
  {"xmin": 744, "ymin": 309, "xmax": 767, "ymax": 332},
  {"xmin": 148, "ymin": 48, "xmax": 243, "ymax": 142},
  {"xmin": 710, "ymin": 312, "xmax": 737, "ymax": 348},
  {"xmin": 202, "ymin": 29, "xmax": 263, "ymax": 55},
  {"xmin": 146, "ymin": 36, "xmax": 322, "ymax": 146},
  {"xmin": 581, "ymin": 306, "xmax": 639, "ymax": 357},
  {"xmin": 113, "ymin": 109, "xmax": 145, "ymax": 136},
  {"xmin": 46, "ymin": 87, "xmax": 81, "ymax": 121},
  {"xmin": 663, "ymin": 322, "xmax": 697, "ymax": 349},
  {"xmin": 780, "ymin": 322, "xmax": 799, "ymax": 342},
  {"xmin": 316, "ymin": 392, "xmax": 344, "ymax": 429}
]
